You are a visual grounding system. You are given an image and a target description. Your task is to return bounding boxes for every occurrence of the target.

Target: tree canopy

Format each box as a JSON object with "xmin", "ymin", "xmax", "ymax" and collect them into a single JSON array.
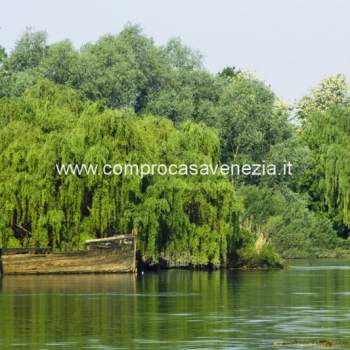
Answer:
[{"xmin": 1, "ymin": 26, "xmax": 349, "ymax": 265}]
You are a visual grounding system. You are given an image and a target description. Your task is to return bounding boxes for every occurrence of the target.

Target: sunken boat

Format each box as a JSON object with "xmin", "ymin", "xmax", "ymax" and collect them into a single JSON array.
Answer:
[{"xmin": 0, "ymin": 235, "xmax": 136, "ymax": 276}]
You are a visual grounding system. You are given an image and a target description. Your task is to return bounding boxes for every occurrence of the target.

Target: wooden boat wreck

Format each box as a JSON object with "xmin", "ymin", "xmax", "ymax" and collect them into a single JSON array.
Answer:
[{"xmin": 0, "ymin": 235, "xmax": 136, "ymax": 276}]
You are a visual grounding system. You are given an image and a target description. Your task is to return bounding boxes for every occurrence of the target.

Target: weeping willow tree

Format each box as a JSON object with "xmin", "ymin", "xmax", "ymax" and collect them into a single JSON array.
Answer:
[
  {"xmin": 304, "ymin": 106, "xmax": 350, "ymax": 235},
  {"xmin": 0, "ymin": 80, "xmax": 241, "ymax": 267},
  {"xmin": 298, "ymin": 76, "xmax": 350, "ymax": 238}
]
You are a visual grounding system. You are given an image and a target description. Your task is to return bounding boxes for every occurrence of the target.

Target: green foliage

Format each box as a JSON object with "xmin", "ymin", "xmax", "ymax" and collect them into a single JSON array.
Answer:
[
  {"xmin": 217, "ymin": 73, "xmax": 291, "ymax": 166},
  {"xmin": 145, "ymin": 69, "xmax": 220, "ymax": 125},
  {"xmin": 237, "ymin": 244, "xmax": 283, "ymax": 269},
  {"xmin": 134, "ymin": 176, "xmax": 240, "ymax": 266},
  {"xmin": 0, "ymin": 80, "xmax": 241, "ymax": 267},
  {"xmin": 0, "ymin": 46, "xmax": 6, "ymax": 64},
  {"xmin": 162, "ymin": 38, "xmax": 203, "ymax": 70},
  {"xmin": 239, "ymin": 185, "xmax": 339, "ymax": 258},
  {"xmin": 40, "ymin": 40, "xmax": 79, "ymax": 85},
  {"xmin": 303, "ymin": 106, "xmax": 350, "ymax": 233},
  {"xmin": 76, "ymin": 33, "xmax": 138, "ymax": 108},
  {"xmin": 263, "ymin": 131, "xmax": 310, "ymax": 191},
  {"xmin": 0, "ymin": 68, "xmax": 41, "ymax": 98},
  {"xmin": 298, "ymin": 75, "xmax": 349, "ymax": 122},
  {"xmin": 218, "ymin": 66, "xmax": 241, "ymax": 79},
  {"xmin": 7, "ymin": 30, "xmax": 47, "ymax": 72},
  {"xmin": 299, "ymin": 76, "xmax": 350, "ymax": 237},
  {"xmin": 0, "ymin": 26, "xmax": 347, "ymax": 265}
]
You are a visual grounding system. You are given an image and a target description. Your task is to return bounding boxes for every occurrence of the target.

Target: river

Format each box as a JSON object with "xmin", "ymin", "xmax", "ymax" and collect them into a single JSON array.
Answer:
[{"xmin": 1, "ymin": 259, "xmax": 350, "ymax": 349}]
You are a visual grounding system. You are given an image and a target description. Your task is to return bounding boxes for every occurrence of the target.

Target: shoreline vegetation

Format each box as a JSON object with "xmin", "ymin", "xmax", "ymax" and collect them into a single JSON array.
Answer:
[{"xmin": 1, "ymin": 25, "xmax": 350, "ymax": 270}]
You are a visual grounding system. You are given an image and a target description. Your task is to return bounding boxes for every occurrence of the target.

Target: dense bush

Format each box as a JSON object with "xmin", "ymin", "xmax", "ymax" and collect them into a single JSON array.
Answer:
[{"xmin": 239, "ymin": 185, "xmax": 340, "ymax": 258}]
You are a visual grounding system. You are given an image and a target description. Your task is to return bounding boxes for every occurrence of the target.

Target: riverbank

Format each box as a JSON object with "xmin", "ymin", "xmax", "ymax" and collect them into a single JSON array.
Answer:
[
  {"xmin": 0, "ymin": 233, "xmax": 286, "ymax": 276},
  {"xmin": 0, "ymin": 250, "xmax": 283, "ymax": 276},
  {"xmin": 280, "ymin": 248, "xmax": 350, "ymax": 260}
]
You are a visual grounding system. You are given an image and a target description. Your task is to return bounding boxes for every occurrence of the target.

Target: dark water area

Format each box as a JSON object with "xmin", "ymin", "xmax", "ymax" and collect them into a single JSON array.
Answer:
[{"xmin": 1, "ymin": 260, "xmax": 350, "ymax": 349}]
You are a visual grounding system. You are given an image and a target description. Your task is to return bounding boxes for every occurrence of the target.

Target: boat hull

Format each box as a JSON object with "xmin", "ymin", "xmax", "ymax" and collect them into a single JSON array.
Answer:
[{"xmin": 1, "ymin": 250, "xmax": 135, "ymax": 275}]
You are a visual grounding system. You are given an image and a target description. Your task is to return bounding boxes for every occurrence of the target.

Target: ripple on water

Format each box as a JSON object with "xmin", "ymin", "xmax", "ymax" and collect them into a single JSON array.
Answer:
[
  {"xmin": 2, "ymin": 263, "xmax": 350, "ymax": 350},
  {"xmin": 45, "ymin": 341, "xmax": 79, "ymax": 347},
  {"xmin": 291, "ymin": 265, "xmax": 350, "ymax": 270}
]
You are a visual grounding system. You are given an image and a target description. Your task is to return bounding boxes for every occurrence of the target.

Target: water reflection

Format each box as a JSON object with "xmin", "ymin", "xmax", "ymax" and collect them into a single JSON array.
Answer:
[{"xmin": 0, "ymin": 261, "xmax": 350, "ymax": 349}]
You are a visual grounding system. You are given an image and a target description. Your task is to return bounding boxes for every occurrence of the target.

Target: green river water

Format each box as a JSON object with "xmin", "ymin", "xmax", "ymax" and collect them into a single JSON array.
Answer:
[{"xmin": 1, "ymin": 260, "xmax": 350, "ymax": 350}]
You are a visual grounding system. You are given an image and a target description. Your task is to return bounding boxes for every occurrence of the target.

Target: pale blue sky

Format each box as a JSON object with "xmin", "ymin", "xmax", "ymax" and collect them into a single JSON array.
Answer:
[{"xmin": 1, "ymin": 0, "xmax": 349, "ymax": 100}]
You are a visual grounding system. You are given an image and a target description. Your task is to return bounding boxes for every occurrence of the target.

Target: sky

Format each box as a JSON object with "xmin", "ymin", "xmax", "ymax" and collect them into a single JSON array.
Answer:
[{"xmin": 0, "ymin": 0, "xmax": 349, "ymax": 101}]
